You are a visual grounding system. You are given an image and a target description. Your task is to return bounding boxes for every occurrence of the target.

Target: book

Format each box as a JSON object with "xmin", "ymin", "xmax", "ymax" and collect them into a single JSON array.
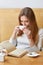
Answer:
[
  {"xmin": 8, "ymin": 48, "xmax": 27, "ymax": 57},
  {"xmin": 0, "ymin": 40, "xmax": 27, "ymax": 57}
]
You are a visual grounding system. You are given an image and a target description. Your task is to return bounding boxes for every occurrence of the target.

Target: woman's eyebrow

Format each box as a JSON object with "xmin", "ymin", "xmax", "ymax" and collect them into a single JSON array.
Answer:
[{"xmin": 21, "ymin": 20, "xmax": 28, "ymax": 22}]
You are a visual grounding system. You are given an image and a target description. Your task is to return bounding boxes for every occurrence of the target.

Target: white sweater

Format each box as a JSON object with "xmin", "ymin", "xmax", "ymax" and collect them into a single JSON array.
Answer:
[{"xmin": 9, "ymin": 29, "xmax": 43, "ymax": 52}]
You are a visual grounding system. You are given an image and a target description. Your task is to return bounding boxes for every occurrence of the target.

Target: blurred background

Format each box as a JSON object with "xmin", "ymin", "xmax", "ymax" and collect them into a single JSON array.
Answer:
[
  {"xmin": 0, "ymin": 0, "xmax": 43, "ymax": 8},
  {"xmin": 0, "ymin": 0, "xmax": 43, "ymax": 42}
]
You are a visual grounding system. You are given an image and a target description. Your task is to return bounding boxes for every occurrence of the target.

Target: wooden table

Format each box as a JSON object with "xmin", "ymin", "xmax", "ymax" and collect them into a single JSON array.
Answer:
[{"xmin": 0, "ymin": 52, "xmax": 43, "ymax": 65}]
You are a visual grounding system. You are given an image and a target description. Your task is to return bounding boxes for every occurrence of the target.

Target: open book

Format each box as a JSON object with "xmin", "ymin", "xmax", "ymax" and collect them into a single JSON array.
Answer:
[
  {"xmin": 8, "ymin": 48, "xmax": 27, "ymax": 57},
  {"xmin": 0, "ymin": 40, "xmax": 27, "ymax": 57}
]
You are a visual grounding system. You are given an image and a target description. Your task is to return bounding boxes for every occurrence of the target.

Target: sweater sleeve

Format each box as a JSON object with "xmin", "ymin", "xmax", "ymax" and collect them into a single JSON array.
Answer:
[
  {"xmin": 37, "ymin": 29, "xmax": 43, "ymax": 51},
  {"xmin": 9, "ymin": 37, "xmax": 17, "ymax": 46}
]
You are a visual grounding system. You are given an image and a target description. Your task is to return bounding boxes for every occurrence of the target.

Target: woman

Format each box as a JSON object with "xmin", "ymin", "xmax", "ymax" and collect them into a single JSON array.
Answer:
[
  {"xmin": 0, "ymin": 7, "xmax": 43, "ymax": 53},
  {"xmin": 9, "ymin": 7, "xmax": 41, "ymax": 52}
]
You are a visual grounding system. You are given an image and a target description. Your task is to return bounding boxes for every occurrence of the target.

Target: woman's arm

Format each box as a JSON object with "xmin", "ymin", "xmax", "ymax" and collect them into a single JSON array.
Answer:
[
  {"xmin": 9, "ymin": 28, "xmax": 17, "ymax": 46},
  {"xmin": 9, "ymin": 36, "xmax": 17, "ymax": 46},
  {"xmin": 9, "ymin": 26, "xmax": 21, "ymax": 46},
  {"xmin": 37, "ymin": 36, "xmax": 43, "ymax": 51},
  {"xmin": 37, "ymin": 29, "xmax": 43, "ymax": 51}
]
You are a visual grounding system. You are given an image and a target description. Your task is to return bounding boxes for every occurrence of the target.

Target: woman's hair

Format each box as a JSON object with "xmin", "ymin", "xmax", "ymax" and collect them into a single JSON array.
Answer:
[{"xmin": 18, "ymin": 7, "xmax": 38, "ymax": 42}]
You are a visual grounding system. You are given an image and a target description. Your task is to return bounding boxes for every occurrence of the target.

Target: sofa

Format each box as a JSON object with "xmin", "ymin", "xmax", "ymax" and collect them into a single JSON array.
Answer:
[{"xmin": 0, "ymin": 8, "xmax": 43, "ymax": 42}]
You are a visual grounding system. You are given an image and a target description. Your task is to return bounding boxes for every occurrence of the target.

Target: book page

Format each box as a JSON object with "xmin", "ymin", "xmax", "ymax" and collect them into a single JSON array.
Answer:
[{"xmin": 8, "ymin": 48, "xmax": 27, "ymax": 57}]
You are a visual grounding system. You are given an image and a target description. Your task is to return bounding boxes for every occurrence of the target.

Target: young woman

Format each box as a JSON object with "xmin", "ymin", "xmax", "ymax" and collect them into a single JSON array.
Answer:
[
  {"xmin": 9, "ymin": 7, "xmax": 43, "ymax": 52},
  {"xmin": 0, "ymin": 7, "xmax": 43, "ymax": 53}
]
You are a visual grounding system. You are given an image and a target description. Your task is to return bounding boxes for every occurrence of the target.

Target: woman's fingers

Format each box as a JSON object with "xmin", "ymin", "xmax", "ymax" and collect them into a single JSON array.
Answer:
[{"xmin": 2, "ymin": 49, "xmax": 8, "ymax": 55}]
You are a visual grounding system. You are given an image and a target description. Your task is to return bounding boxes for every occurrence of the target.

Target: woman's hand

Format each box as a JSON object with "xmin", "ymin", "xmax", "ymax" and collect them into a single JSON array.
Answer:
[
  {"xmin": 11, "ymin": 26, "xmax": 23, "ymax": 39},
  {"xmin": 0, "ymin": 48, "xmax": 8, "ymax": 55},
  {"xmin": 23, "ymin": 28, "xmax": 34, "ymax": 47},
  {"xmin": 23, "ymin": 28, "xmax": 32, "ymax": 39}
]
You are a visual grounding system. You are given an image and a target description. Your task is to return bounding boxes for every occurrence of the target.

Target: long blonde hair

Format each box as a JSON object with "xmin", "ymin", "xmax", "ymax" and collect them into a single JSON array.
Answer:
[{"xmin": 18, "ymin": 7, "xmax": 38, "ymax": 42}]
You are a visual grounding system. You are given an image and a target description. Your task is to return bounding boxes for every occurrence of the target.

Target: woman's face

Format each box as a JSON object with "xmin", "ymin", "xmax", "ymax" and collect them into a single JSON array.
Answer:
[{"xmin": 20, "ymin": 15, "xmax": 30, "ymax": 27}]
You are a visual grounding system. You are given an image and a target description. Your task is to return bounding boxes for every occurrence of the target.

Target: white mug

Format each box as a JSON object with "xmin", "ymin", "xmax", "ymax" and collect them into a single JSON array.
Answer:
[
  {"xmin": 0, "ymin": 53, "xmax": 5, "ymax": 62},
  {"xmin": 19, "ymin": 26, "xmax": 25, "ymax": 30},
  {"xmin": 0, "ymin": 48, "xmax": 7, "ymax": 62}
]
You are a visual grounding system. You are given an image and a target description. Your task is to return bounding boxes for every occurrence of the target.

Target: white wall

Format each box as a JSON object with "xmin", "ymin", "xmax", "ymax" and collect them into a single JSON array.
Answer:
[{"xmin": 0, "ymin": 0, "xmax": 43, "ymax": 8}]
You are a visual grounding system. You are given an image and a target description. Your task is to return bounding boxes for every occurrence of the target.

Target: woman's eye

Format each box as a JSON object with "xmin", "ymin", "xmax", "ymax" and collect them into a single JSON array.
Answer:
[
  {"xmin": 21, "ymin": 21, "xmax": 28, "ymax": 22},
  {"xmin": 25, "ymin": 21, "xmax": 28, "ymax": 22},
  {"xmin": 21, "ymin": 21, "xmax": 23, "ymax": 22}
]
